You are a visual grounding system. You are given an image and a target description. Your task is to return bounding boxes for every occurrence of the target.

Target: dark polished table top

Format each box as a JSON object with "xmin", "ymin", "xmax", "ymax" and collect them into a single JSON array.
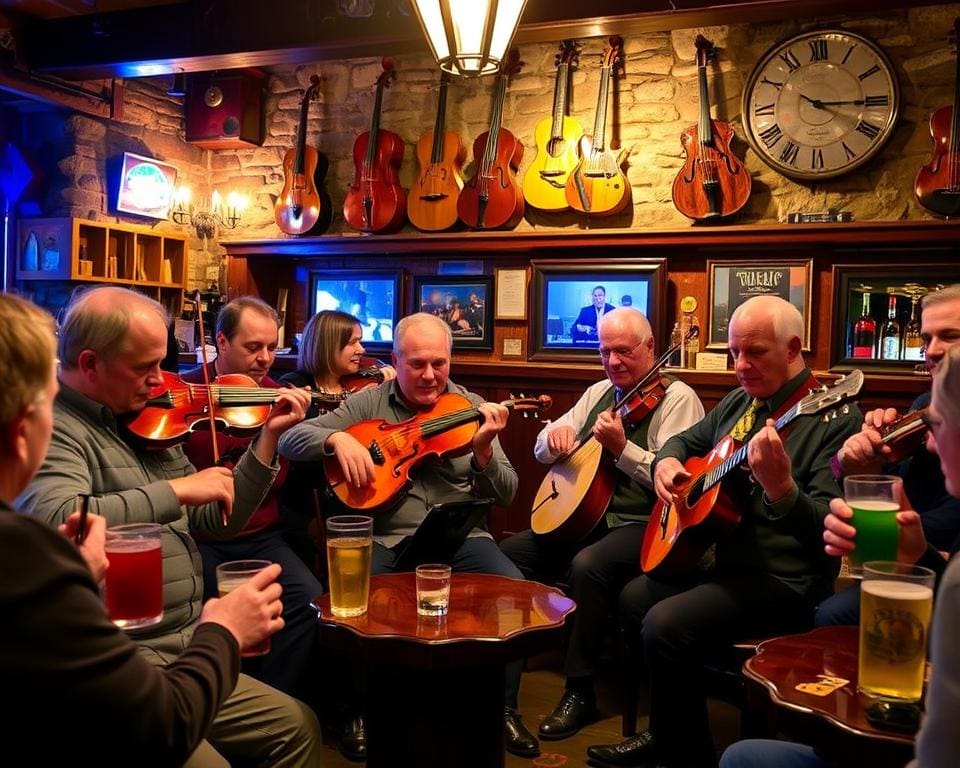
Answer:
[
  {"xmin": 744, "ymin": 625, "xmax": 915, "ymax": 747},
  {"xmin": 313, "ymin": 572, "xmax": 576, "ymax": 667}
]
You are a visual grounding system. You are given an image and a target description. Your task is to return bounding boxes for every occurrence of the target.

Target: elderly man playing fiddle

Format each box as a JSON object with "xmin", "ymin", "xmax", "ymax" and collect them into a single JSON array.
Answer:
[
  {"xmin": 500, "ymin": 307, "xmax": 703, "ymax": 740},
  {"xmin": 587, "ymin": 295, "xmax": 861, "ymax": 768}
]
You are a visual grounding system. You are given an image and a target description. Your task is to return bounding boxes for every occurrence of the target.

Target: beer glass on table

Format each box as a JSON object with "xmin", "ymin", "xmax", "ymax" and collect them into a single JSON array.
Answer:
[
  {"xmin": 416, "ymin": 563, "xmax": 452, "ymax": 617},
  {"xmin": 845, "ymin": 475, "xmax": 901, "ymax": 574},
  {"xmin": 215, "ymin": 559, "xmax": 273, "ymax": 656},
  {"xmin": 326, "ymin": 515, "xmax": 373, "ymax": 618},
  {"xmin": 859, "ymin": 561, "xmax": 934, "ymax": 702},
  {"xmin": 104, "ymin": 523, "xmax": 163, "ymax": 629}
]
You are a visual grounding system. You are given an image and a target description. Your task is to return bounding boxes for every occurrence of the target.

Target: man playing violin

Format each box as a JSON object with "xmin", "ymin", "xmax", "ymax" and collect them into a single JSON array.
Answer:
[
  {"xmin": 278, "ymin": 311, "xmax": 541, "ymax": 758},
  {"xmin": 181, "ymin": 296, "xmax": 325, "ymax": 708},
  {"xmin": 500, "ymin": 307, "xmax": 704, "ymax": 740},
  {"xmin": 16, "ymin": 286, "xmax": 321, "ymax": 766},
  {"xmin": 587, "ymin": 295, "xmax": 861, "ymax": 768},
  {"xmin": 816, "ymin": 283, "xmax": 960, "ymax": 626}
]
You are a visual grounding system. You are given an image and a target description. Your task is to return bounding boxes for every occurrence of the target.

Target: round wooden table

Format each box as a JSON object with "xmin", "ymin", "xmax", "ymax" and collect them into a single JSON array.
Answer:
[
  {"xmin": 743, "ymin": 625, "xmax": 915, "ymax": 767},
  {"xmin": 312, "ymin": 572, "xmax": 575, "ymax": 768}
]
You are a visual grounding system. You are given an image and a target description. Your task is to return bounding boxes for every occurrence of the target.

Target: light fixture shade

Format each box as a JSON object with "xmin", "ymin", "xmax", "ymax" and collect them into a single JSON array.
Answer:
[{"xmin": 411, "ymin": 0, "xmax": 527, "ymax": 77}]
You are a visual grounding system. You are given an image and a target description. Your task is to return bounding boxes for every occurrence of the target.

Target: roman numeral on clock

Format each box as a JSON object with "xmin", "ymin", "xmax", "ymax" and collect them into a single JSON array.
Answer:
[
  {"xmin": 779, "ymin": 141, "xmax": 800, "ymax": 165},
  {"xmin": 864, "ymin": 95, "xmax": 889, "ymax": 107},
  {"xmin": 856, "ymin": 120, "xmax": 882, "ymax": 140},
  {"xmin": 779, "ymin": 50, "xmax": 801, "ymax": 71},
  {"xmin": 808, "ymin": 40, "xmax": 828, "ymax": 62},
  {"xmin": 759, "ymin": 124, "xmax": 783, "ymax": 148}
]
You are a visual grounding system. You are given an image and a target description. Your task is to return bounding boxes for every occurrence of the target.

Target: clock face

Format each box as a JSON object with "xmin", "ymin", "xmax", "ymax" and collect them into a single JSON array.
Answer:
[{"xmin": 742, "ymin": 30, "xmax": 900, "ymax": 180}]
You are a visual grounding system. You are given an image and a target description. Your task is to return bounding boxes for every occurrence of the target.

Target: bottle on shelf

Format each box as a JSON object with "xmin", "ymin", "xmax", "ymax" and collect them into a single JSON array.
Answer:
[
  {"xmin": 852, "ymin": 291, "xmax": 876, "ymax": 359},
  {"xmin": 879, "ymin": 294, "xmax": 901, "ymax": 361},
  {"xmin": 902, "ymin": 295, "xmax": 924, "ymax": 362},
  {"xmin": 685, "ymin": 315, "xmax": 701, "ymax": 369},
  {"xmin": 667, "ymin": 322, "xmax": 683, "ymax": 367}
]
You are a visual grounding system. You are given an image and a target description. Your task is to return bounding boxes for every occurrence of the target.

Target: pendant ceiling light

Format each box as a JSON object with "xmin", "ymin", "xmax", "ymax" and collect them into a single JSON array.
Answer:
[{"xmin": 410, "ymin": 0, "xmax": 527, "ymax": 77}]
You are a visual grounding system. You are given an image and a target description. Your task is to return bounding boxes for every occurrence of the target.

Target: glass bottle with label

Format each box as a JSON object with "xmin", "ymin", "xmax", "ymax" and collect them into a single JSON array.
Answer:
[
  {"xmin": 880, "ymin": 294, "xmax": 901, "ymax": 360},
  {"xmin": 667, "ymin": 322, "xmax": 683, "ymax": 367},
  {"xmin": 852, "ymin": 291, "xmax": 876, "ymax": 359},
  {"xmin": 902, "ymin": 295, "xmax": 924, "ymax": 361}
]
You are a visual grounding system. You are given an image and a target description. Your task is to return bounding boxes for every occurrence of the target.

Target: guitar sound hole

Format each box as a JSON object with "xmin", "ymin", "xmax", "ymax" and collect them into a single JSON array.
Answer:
[{"xmin": 686, "ymin": 477, "xmax": 706, "ymax": 508}]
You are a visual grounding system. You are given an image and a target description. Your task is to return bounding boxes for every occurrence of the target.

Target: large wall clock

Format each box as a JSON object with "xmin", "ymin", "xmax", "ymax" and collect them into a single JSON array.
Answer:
[{"xmin": 742, "ymin": 30, "xmax": 900, "ymax": 181}]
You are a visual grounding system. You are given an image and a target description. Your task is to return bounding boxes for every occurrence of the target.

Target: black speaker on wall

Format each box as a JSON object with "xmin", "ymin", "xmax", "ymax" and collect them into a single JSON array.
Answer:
[{"xmin": 185, "ymin": 69, "xmax": 266, "ymax": 149}]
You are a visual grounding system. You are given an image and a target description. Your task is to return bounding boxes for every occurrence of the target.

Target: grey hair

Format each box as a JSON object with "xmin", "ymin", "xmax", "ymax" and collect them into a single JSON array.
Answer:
[
  {"xmin": 922, "ymin": 283, "xmax": 960, "ymax": 309},
  {"xmin": 933, "ymin": 345, "xmax": 960, "ymax": 430},
  {"xmin": 729, "ymin": 295, "xmax": 803, "ymax": 345},
  {"xmin": 394, "ymin": 312, "xmax": 452, "ymax": 355}
]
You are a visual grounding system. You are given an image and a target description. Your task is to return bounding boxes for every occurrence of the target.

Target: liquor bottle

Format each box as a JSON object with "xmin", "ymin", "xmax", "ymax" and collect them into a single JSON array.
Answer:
[
  {"xmin": 902, "ymin": 295, "xmax": 924, "ymax": 361},
  {"xmin": 879, "ymin": 294, "xmax": 901, "ymax": 360},
  {"xmin": 667, "ymin": 322, "xmax": 683, "ymax": 367},
  {"xmin": 852, "ymin": 292, "xmax": 876, "ymax": 359},
  {"xmin": 685, "ymin": 315, "xmax": 701, "ymax": 369}
]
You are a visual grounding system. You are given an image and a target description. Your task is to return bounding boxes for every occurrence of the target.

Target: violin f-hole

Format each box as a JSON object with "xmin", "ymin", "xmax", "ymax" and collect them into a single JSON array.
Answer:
[{"xmin": 392, "ymin": 444, "xmax": 420, "ymax": 477}]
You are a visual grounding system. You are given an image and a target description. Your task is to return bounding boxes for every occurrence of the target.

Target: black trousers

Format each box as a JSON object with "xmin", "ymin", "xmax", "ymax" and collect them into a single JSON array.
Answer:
[
  {"xmin": 618, "ymin": 572, "xmax": 817, "ymax": 768},
  {"xmin": 500, "ymin": 521, "xmax": 647, "ymax": 683}
]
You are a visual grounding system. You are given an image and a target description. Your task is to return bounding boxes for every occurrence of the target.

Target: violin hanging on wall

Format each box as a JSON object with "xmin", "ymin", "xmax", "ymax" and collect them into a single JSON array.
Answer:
[
  {"xmin": 275, "ymin": 74, "xmax": 329, "ymax": 235},
  {"xmin": 671, "ymin": 35, "xmax": 751, "ymax": 221},
  {"xmin": 457, "ymin": 49, "xmax": 525, "ymax": 231},
  {"xmin": 343, "ymin": 58, "xmax": 407, "ymax": 234},
  {"xmin": 915, "ymin": 19, "xmax": 960, "ymax": 217},
  {"xmin": 407, "ymin": 71, "xmax": 466, "ymax": 232}
]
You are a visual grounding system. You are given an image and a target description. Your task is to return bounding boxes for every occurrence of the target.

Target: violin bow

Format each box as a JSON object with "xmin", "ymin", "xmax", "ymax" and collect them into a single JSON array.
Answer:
[{"xmin": 192, "ymin": 290, "xmax": 227, "ymax": 526}]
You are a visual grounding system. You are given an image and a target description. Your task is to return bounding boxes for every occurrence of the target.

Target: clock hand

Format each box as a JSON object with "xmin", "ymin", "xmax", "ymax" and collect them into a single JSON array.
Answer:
[{"xmin": 799, "ymin": 93, "xmax": 826, "ymax": 109}]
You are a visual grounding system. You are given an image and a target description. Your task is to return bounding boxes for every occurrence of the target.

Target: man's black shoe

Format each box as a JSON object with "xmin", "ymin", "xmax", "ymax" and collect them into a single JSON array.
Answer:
[
  {"xmin": 339, "ymin": 714, "xmax": 366, "ymax": 762},
  {"xmin": 586, "ymin": 730, "xmax": 658, "ymax": 766},
  {"xmin": 538, "ymin": 689, "xmax": 596, "ymax": 740},
  {"xmin": 504, "ymin": 708, "xmax": 540, "ymax": 758}
]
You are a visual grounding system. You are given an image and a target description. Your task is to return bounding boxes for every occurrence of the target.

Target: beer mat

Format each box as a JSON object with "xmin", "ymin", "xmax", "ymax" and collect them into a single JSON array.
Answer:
[{"xmin": 795, "ymin": 674, "xmax": 851, "ymax": 696}]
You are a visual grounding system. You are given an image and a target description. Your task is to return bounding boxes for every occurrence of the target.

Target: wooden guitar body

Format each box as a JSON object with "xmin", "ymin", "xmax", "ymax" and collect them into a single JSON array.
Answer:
[
  {"xmin": 671, "ymin": 120, "xmax": 751, "ymax": 220},
  {"xmin": 565, "ymin": 134, "xmax": 630, "ymax": 215},
  {"xmin": 640, "ymin": 436, "xmax": 742, "ymax": 579},
  {"xmin": 523, "ymin": 116, "xmax": 583, "ymax": 211},
  {"xmin": 915, "ymin": 106, "xmax": 960, "ymax": 217},
  {"xmin": 275, "ymin": 144, "xmax": 322, "ymax": 234},
  {"xmin": 530, "ymin": 440, "xmax": 616, "ymax": 543},
  {"xmin": 408, "ymin": 129, "xmax": 466, "ymax": 231},
  {"xmin": 343, "ymin": 129, "xmax": 408, "ymax": 233},
  {"xmin": 458, "ymin": 128, "xmax": 525, "ymax": 230}
]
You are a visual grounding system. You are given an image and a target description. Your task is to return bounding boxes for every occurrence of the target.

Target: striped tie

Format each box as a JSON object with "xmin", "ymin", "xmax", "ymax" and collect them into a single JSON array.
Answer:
[{"xmin": 729, "ymin": 397, "xmax": 762, "ymax": 441}]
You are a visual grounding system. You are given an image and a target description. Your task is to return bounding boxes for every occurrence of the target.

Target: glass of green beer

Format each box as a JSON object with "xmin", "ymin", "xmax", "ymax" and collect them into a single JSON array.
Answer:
[
  {"xmin": 326, "ymin": 515, "xmax": 373, "ymax": 618},
  {"xmin": 859, "ymin": 561, "xmax": 934, "ymax": 702},
  {"xmin": 844, "ymin": 475, "xmax": 901, "ymax": 574}
]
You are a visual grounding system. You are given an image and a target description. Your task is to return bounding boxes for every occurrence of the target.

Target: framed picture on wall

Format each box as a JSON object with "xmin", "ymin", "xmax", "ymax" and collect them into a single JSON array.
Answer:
[
  {"xmin": 308, "ymin": 268, "xmax": 403, "ymax": 353},
  {"xmin": 706, "ymin": 259, "xmax": 813, "ymax": 350},
  {"xmin": 529, "ymin": 259, "xmax": 668, "ymax": 361},
  {"xmin": 413, "ymin": 275, "xmax": 494, "ymax": 350}
]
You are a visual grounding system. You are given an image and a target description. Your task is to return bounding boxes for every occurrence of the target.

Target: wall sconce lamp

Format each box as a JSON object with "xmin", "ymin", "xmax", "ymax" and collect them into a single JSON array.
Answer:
[
  {"xmin": 410, "ymin": 0, "xmax": 527, "ymax": 77},
  {"xmin": 172, "ymin": 187, "xmax": 245, "ymax": 239}
]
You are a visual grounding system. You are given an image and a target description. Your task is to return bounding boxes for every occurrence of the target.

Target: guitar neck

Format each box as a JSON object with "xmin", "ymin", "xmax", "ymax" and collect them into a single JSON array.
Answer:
[
  {"xmin": 951, "ymin": 29, "xmax": 960, "ymax": 155},
  {"xmin": 365, "ymin": 82, "xmax": 385, "ymax": 168},
  {"xmin": 592, "ymin": 64, "xmax": 611, "ymax": 151},
  {"xmin": 550, "ymin": 63, "xmax": 569, "ymax": 139},
  {"xmin": 430, "ymin": 77, "xmax": 450, "ymax": 164},
  {"xmin": 420, "ymin": 400, "xmax": 525, "ymax": 439},
  {"xmin": 481, "ymin": 74, "xmax": 509, "ymax": 171},
  {"xmin": 697, "ymin": 59, "xmax": 714, "ymax": 146},
  {"xmin": 294, "ymin": 96, "xmax": 310, "ymax": 174}
]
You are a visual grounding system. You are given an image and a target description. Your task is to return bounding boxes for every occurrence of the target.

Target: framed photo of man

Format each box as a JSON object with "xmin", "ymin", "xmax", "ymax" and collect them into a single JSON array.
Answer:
[
  {"xmin": 413, "ymin": 275, "xmax": 494, "ymax": 351},
  {"xmin": 706, "ymin": 259, "xmax": 813, "ymax": 350}
]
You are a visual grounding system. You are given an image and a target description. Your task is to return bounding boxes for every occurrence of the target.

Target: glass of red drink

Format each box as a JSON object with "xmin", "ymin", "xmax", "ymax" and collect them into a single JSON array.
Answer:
[
  {"xmin": 215, "ymin": 559, "xmax": 274, "ymax": 657},
  {"xmin": 104, "ymin": 523, "xmax": 164, "ymax": 629}
]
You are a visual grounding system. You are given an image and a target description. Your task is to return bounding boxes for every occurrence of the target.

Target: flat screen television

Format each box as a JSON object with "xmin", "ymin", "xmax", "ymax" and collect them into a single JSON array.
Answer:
[
  {"xmin": 530, "ymin": 258, "xmax": 668, "ymax": 361},
  {"xmin": 309, "ymin": 269, "xmax": 403, "ymax": 352},
  {"xmin": 115, "ymin": 151, "xmax": 178, "ymax": 220}
]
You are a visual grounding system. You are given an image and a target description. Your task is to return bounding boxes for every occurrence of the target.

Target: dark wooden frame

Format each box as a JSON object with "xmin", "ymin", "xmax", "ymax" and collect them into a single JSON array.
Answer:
[
  {"xmin": 412, "ymin": 275, "xmax": 494, "ymax": 351},
  {"xmin": 308, "ymin": 267, "xmax": 403, "ymax": 354}
]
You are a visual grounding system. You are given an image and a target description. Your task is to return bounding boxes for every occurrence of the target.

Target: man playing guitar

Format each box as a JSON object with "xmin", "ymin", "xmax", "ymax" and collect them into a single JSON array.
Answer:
[
  {"xmin": 587, "ymin": 295, "xmax": 861, "ymax": 768},
  {"xmin": 500, "ymin": 307, "xmax": 703, "ymax": 739}
]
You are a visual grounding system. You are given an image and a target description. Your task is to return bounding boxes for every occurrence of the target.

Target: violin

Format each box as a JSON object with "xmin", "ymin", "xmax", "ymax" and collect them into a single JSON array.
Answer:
[
  {"xmin": 457, "ymin": 49, "xmax": 525, "ymax": 230},
  {"xmin": 530, "ymin": 329, "xmax": 695, "ymax": 543},
  {"xmin": 915, "ymin": 19, "xmax": 960, "ymax": 217},
  {"xmin": 313, "ymin": 357, "xmax": 389, "ymax": 407},
  {"xmin": 343, "ymin": 58, "xmax": 407, "ymax": 234},
  {"xmin": 275, "ymin": 74, "xmax": 327, "ymax": 235},
  {"xmin": 671, "ymin": 35, "xmax": 751, "ymax": 221},
  {"xmin": 324, "ymin": 391, "xmax": 551, "ymax": 513},
  {"xmin": 123, "ymin": 371, "xmax": 336, "ymax": 448}
]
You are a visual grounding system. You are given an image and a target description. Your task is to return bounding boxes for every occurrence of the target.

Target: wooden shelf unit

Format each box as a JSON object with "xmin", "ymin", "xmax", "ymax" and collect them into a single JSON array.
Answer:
[{"xmin": 16, "ymin": 217, "xmax": 188, "ymax": 317}]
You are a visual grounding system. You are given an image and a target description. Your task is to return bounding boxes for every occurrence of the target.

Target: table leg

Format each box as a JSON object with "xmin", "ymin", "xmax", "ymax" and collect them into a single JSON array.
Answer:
[{"xmin": 366, "ymin": 661, "xmax": 505, "ymax": 768}]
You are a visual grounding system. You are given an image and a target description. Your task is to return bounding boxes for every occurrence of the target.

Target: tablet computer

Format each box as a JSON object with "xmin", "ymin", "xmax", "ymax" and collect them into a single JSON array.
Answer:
[{"xmin": 392, "ymin": 498, "xmax": 492, "ymax": 572}]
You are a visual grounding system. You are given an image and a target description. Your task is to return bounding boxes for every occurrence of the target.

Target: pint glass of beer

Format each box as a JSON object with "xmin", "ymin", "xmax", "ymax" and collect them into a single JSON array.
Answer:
[
  {"xmin": 216, "ymin": 559, "xmax": 273, "ymax": 657},
  {"xmin": 326, "ymin": 515, "xmax": 373, "ymax": 617},
  {"xmin": 845, "ymin": 475, "xmax": 901, "ymax": 573},
  {"xmin": 859, "ymin": 561, "xmax": 935, "ymax": 701},
  {"xmin": 104, "ymin": 523, "xmax": 164, "ymax": 629}
]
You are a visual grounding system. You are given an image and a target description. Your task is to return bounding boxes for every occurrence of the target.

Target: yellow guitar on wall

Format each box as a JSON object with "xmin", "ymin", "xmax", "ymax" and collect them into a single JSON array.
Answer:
[{"xmin": 522, "ymin": 40, "xmax": 583, "ymax": 212}]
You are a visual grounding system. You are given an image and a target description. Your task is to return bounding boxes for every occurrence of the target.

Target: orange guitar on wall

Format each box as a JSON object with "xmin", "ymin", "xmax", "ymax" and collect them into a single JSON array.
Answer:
[
  {"xmin": 565, "ymin": 36, "xmax": 630, "ymax": 216},
  {"xmin": 523, "ymin": 40, "xmax": 583, "ymax": 212},
  {"xmin": 408, "ymin": 72, "xmax": 466, "ymax": 232}
]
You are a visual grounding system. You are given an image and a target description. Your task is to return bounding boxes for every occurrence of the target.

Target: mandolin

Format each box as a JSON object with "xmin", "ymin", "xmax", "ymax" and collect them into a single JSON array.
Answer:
[
  {"xmin": 915, "ymin": 19, "xmax": 960, "ymax": 217},
  {"xmin": 275, "ymin": 74, "xmax": 327, "ymax": 235},
  {"xmin": 523, "ymin": 40, "xmax": 583, "ymax": 212},
  {"xmin": 457, "ymin": 49, "xmax": 525, "ymax": 230},
  {"xmin": 343, "ymin": 58, "xmax": 408, "ymax": 234},
  {"xmin": 640, "ymin": 370, "xmax": 864, "ymax": 580},
  {"xmin": 408, "ymin": 71, "xmax": 466, "ymax": 232},
  {"xmin": 325, "ymin": 391, "xmax": 551, "ymax": 513},
  {"xmin": 671, "ymin": 35, "xmax": 751, "ymax": 221},
  {"xmin": 565, "ymin": 36, "xmax": 630, "ymax": 216}
]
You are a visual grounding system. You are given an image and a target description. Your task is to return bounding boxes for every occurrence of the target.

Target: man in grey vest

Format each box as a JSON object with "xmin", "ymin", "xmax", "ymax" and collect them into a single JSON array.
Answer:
[{"xmin": 500, "ymin": 307, "xmax": 704, "ymax": 739}]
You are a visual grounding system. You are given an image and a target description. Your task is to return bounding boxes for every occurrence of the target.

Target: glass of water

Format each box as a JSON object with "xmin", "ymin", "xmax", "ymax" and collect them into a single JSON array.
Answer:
[{"xmin": 416, "ymin": 563, "xmax": 452, "ymax": 617}]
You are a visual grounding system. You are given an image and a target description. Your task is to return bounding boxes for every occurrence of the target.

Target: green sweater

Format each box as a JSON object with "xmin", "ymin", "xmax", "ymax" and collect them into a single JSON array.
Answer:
[{"xmin": 656, "ymin": 369, "xmax": 862, "ymax": 602}]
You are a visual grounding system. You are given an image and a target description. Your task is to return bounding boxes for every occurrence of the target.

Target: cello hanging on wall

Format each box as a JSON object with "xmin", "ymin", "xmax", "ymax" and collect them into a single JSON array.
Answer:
[
  {"xmin": 915, "ymin": 19, "xmax": 960, "ymax": 217},
  {"xmin": 671, "ymin": 35, "xmax": 751, "ymax": 221},
  {"xmin": 343, "ymin": 59, "xmax": 408, "ymax": 234}
]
